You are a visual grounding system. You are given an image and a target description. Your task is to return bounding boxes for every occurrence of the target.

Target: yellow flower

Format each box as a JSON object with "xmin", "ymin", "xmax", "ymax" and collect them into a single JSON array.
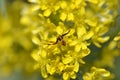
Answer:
[
  {"xmin": 63, "ymin": 62, "xmax": 79, "ymax": 80},
  {"xmin": 83, "ymin": 67, "xmax": 111, "ymax": 80}
]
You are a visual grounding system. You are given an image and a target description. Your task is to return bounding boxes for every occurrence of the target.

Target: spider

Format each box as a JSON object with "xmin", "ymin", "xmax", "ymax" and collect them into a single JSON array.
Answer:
[{"xmin": 48, "ymin": 29, "xmax": 70, "ymax": 46}]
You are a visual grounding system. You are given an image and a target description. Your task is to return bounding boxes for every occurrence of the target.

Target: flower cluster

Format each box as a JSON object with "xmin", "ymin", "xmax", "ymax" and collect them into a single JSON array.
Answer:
[{"xmin": 20, "ymin": 0, "xmax": 118, "ymax": 79}]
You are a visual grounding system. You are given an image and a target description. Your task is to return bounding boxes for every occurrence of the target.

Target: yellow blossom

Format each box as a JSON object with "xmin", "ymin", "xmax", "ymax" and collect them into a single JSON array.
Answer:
[
  {"xmin": 83, "ymin": 67, "xmax": 111, "ymax": 80},
  {"xmin": 60, "ymin": 12, "xmax": 67, "ymax": 21},
  {"xmin": 43, "ymin": 9, "xmax": 52, "ymax": 17}
]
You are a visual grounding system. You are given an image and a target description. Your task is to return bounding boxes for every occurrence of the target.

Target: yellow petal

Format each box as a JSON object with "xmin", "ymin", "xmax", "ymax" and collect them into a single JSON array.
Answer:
[
  {"xmin": 58, "ymin": 63, "xmax": 65, "ymax": 72},
  {"xmin": 62, "ymin": 56, "xmax": 73, "ymax": 64},
  {"xmin": 31, "ymin": 50, "xmax": 40, "ymax": 62},
  {"xmin": 93, "ymin": 41, "xmax": 102, "ymax": 48},
  {"xmin": 85, "ymin": 19, "xmax": 97, "ymax": 27},
  {"xmin": 80, "ymin": 7, "xmax": 85, "ymax": 15},
  {"xmin": 54, "ymin": 5, "xmax": 60, "ymax": 11},
  {"xmin": 46, "ymin": 64, "xmax": 55, "ymax": 75},
  {"xmin": 69, "ymin": 29, "xmax": 75, "ymax": 35},
  {"xmin": 114, "ymin": 36, "xmax": 120, "ymax": 41},
  {"xmin": 60, "ymin": 1, "xmax": 67, "ymax": 9},
  {"xmin": 70, "ymin": 3, "xmax": 76, "ymax": 9},
  {"xmin": 56, "ymin": 26, "xmax": 63, "ymax": 34},
  {"xmin": 74, "ymin": 44, "xmax": 81, "ymax": 52},
  {"xmin": 91, "ymin": 67, "xmax": 110, "ymax": 77},
  {"xmin": 69, "ymin": 39, "xmax": 78, "ymax": 46},
  {"xmin": 83, "ymin": 73, "xmax": 92, "ymax": 80},
  {"xmin": 30, "ymin": 5, "xmax": 40, "ymax": 12},
  {"xmin": 41, "ymin": 66, "xmax": 48, "ymax": 78},
  {"xmin": 70, "ymin": 72, "xmax": 76, "ymax": 79},
  {"xmin": 20, "ymin": 16, "xmax": 31, "ymax": 25},
  {"xmin": 75, "ymin": 0, "xmax": 82, "ymax": 5},
  {"xmin": 81, "ymin": 43, "xmax": 87, "ymax": 49},
  {"xmin": 67, "ymin": 13, "xmax": 74, "ymax": 21},
  {"xmin": 79, "ymin": 59, "xmax": 85, "ymax": 64},
  {"xmin": 43, "ymin": 9, "xmax": 51, "ymax": 17},
  {"xmin": 39, "ymin": 49, "xmax": 47, "ymax": 58},
  {"xmin": 81, "ymin": 48, "xmax": 90, "ymax": 57},
  {"xmin": 97, "ymin": 36, "xmax": 110, "ymax": 43},
  {"xmin": 41, "ymin": 5, "xmax": 47, "ymax": 10},
  {"xmin": 38, "ymin": 13, "xmax": 44, "ymax": 18},
  {"xmin": 108, "ymin": 41, "xmax": 117, "ymax": 49},
  {"xmin": 32, "ymin": 36, "xmax": 41, "ymax": 45},
  {"xmin": 98, "ymin": 69, "xmax": 110, "ymax": 77},
  {"xmin": 63, "ymin": 72, "xmax": 69, "ymax": 80},
  {"xmin": 77, "ymin": 26, "xmax": 86, "ymax": 38},
  {"xmin": 60, "ymin": 12, "xmax": 67, "ymax": 21},
  {"xmin": 98, "ymin": 0, "xmax": 105, "ymax": 7},
  {"xmin": 95, "ymin": 25, "xmax": 101, "ymax": 32},
  {"xmin": 83, "ymin": 31, "xmax": 94, "ymax": 40},
  {"xmin": 74, "ymin": 61, "xmax": 79, "ymax": 72}
]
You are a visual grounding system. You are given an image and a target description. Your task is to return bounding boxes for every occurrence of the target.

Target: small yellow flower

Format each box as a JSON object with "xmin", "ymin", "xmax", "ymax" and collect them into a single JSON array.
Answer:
[
  {"xmin": 60, "ymin": 1, "xmax": 67, "ymax": 9},
  {"xmin": 60, "ymin": 12, "xmax": 67, "ymax": 21},
  {"xmin": 83, "ymin": 67, "xmax": 111, "ymax": 80},
  {"xmin": 43, "ymin": 9, "xmax": 52, "ymax": 17},
  {"xmin": 67, "ymin": 13, "xmax": 74, "ymax": 21}
]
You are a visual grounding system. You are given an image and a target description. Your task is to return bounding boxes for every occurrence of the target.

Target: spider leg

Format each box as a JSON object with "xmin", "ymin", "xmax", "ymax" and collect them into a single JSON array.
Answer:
[
  {"xmin": 61, "ymin": 29, "xmax": 70, "ymax": 37},
  {"xmin": 48, "ymin": 38, "xmax": 59, "ymax": 45}
]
